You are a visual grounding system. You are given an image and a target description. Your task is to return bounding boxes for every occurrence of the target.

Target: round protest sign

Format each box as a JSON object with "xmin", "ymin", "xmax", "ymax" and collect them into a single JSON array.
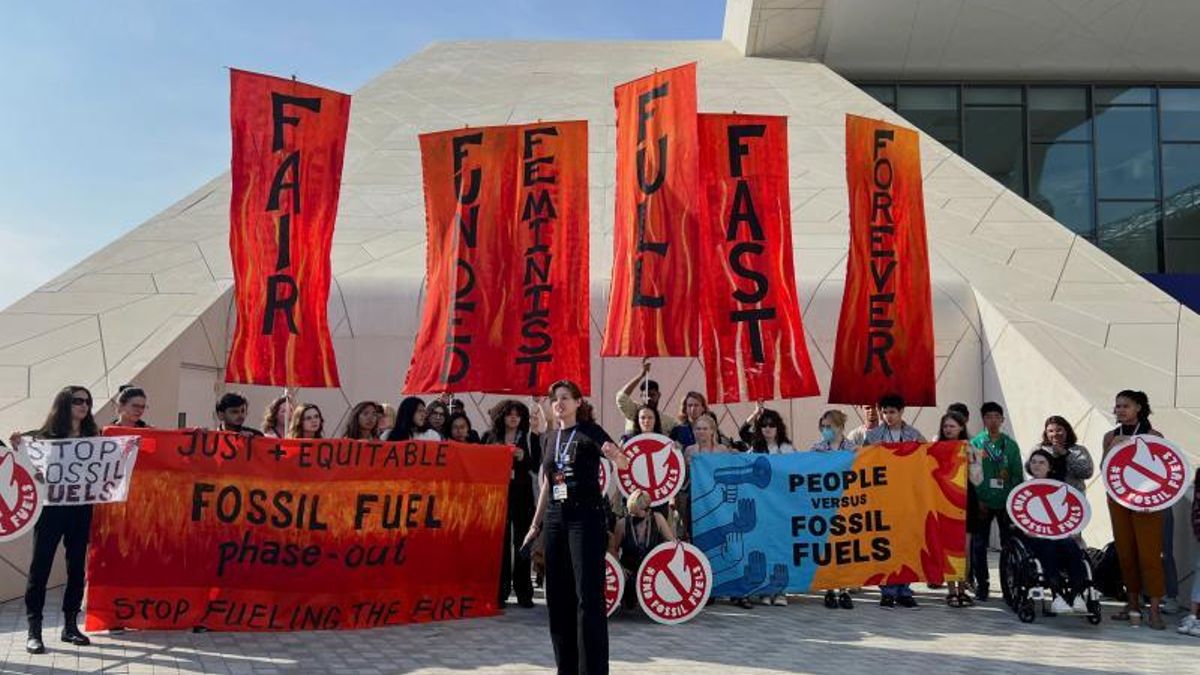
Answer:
[
  {"xmin": 599, "ymin": 457, "xmax": 614, "ymax": 496},
  {"xmin": 617, "ymin": 433, "xmax": 685, "ymax": 507},
  {"xmin": 1101, "ymin": 436, "xmax": 1193, "ymax": 512},
  {"xmin": 635, "ymin": 541, "xmax": 711, "ymax": 625},
  {"xmin": 0, "ymin": 444, "xmax": 44, "ymax": 542},
  {"xmin": 604, "ymin": 552, "xmax": 624, "ymax": 617},
  {"xmin": 1006, "ymin": 479, "xmax": 1090, "ymax": 540}
]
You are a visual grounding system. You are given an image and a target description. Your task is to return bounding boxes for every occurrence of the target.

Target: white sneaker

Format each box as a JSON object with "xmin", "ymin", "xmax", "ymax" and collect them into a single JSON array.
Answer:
[
  {"xmin": 773, "ymin": 594, "xmax": 788, "ymax": 606},
  {"xmin": 1162, "ymin": 598, "xmax": 1180, "ymax": 615},
  {"xmin": 1189, "ymin": 623, "xmax": 1200, "ymax": 637},
  {"xmin": 1179, "ymin": 615, "xmax": 1198, "ymax": 634},
  {"xmin": 1051, "ymin": 597, "xmax": 1072, "ymax": 614},
  {"xmin": 1071, "ymin": 596, "xmax": 1088, "ymax": 613}
]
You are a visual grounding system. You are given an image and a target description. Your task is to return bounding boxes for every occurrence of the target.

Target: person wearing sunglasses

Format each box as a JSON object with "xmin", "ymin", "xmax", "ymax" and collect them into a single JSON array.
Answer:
[{"xmin": 9, "ymin": 386, "xmax": 99, "ymax": 654}]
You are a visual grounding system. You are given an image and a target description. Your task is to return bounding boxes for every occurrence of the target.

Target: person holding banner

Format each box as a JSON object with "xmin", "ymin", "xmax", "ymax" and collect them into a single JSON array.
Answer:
[
  {"xmin": 261, "ymin": 395, "xmax": 291, "ymax": 438},
  {"xmin": 285, "ymin": 403, "xmax": 324, "ymax": 439},
  {"xmin": 1022, "ymin": 450, "xmax": 1092, "ymax": 615},
  {"xmin": 616, "ymin": 359, "xmax": 677, "ymax": 436},
  {"xmin": 609, "ymin": 489, "xmax": 676, "ymax": 610},
  {"xmin": 746, "ymin": 408, "xmax": 796, "ymax": 455},
  {"xmin": 937, "ymin": 412, "xmax": 974, "ymax": 608},
  {"xmin": 524, "ymin": 380, "xmax": 628, "ymax": 675},
  {"xmin": 10, "ymin": 386, "xmax": 98, "ymax": 653},
  {"xmin": 341, "ymin": 401, "xmax": 384, "ymax": 440},
  {"xmin": 484, "ymin": 400, "xmax": 542, "ymax": 609},
  {"xmin": 1102, "ymin": 390, "xmax": 1167, "ymax": 629},
  {"xmin": 678, "ymin": 412, "xmax": 731, "ymax": 541},
  {"xmin": 427, "ymin": 400, "xmax": 451, "ymax": 439},
  {"xmin": 866, "ymin": 395, "xmax": 926, "ymax": 608},
  {"xmin": 385, "ymin": 397, "xmax": 441, "ymax": 442},
  {"xmin": 445, "ymin": 413, "xmax": 477, "ymax": 444},
  {"xmin": 112, "ymin": 386, "xmax": 149, "ymax": 428},
  {"xmin": 808, "ymin": 410, "xmax": 858, "ymax": 453},
  {"xmin": 846, "ymin": 404, "xmax": 880, "ymax": 447},
  {"xmin": 215, "ymin": 393, "xmax": 263, "ymax": 437}
]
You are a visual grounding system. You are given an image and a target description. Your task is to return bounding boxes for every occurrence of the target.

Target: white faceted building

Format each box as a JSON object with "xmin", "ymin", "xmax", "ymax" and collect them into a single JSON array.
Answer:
[{"xmin": 0, "ymin": 0, "xmax": 1197, "ymax": 602}]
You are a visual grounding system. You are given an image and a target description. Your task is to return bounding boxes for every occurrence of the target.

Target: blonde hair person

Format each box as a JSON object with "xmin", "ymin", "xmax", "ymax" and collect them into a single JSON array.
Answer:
[
  {"xmin": 609, "ymin": 489, "xmax": 676, "ymax": 610},
  {"xmin": 809, "ymin": 409, "xmax": 857, "ymax": 452}
]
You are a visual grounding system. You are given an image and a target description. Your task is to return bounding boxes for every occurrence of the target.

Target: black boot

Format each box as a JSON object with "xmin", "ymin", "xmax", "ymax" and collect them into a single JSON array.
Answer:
[
  {"xmin": 61, "ymin": 612, "xmax": 90, "ymax": 646},
  {"xmin": 26, "ymin": 619, "xmax": 45, "ymax": 654}
]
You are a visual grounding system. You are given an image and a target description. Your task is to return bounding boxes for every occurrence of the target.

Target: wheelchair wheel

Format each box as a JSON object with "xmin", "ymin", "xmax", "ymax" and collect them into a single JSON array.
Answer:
[
  {"xmin": 1017, "ymin": 599, "xmax": 1037, "ymax": 623},
  {"xmin": 1086, "ymin": 600, "xmax": 1102, "ymax": 625},
  {"xmin": 1000, "ymin": 546, "xmax": 1019, "ymax": 609}
]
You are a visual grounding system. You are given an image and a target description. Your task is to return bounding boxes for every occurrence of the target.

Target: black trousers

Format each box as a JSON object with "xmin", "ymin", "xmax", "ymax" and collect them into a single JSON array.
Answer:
[
  {"xmin": 26, "ymin": 505, "xmax": 93, "ymax": 623},
  {"xmin": 544, "ymin": 504, "xmax": 608, "ymax": 675},
  {"xmin": 499, "ymin": 496, "xmax": 535, "ymax": 604},
  {"xmin": 969, "ymin": 502, "xmax": 1012, "ymax": 588}
]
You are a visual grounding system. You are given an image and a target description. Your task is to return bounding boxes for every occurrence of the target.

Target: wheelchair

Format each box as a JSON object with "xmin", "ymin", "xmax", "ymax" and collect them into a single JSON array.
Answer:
[{"xmin": 999, "ymin": 535, "xmax": 1102, "ymax": 625}]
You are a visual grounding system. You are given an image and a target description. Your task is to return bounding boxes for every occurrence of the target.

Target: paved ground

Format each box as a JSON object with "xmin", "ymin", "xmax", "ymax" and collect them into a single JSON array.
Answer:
[{"xmin": 1, "ymin": 571, "xmax": 1198, "ymax": 674}]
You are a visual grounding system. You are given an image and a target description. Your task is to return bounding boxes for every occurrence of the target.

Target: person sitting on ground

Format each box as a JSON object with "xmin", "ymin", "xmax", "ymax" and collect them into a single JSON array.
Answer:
[
  {"xmin": 1023, "ymin": 449, "xmax": 1092, "ymax": 615},
  {"xmin": 215, "ymin": 393, "xmax": 263, "ymax": 437},
  {"xmin": 615, "ymin": 357, "xmax": 677, "ymax": 436},
  {"xmin": 609, "ymin": 489, "xmax": 676, "ymax": 610}
]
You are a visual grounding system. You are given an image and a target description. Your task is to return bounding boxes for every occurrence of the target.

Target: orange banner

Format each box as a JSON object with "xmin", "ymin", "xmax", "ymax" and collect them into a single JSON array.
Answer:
[
  {"xmin": 404, "ymin": 121, "xmax": 591, "ymax": 395},
  {"xmin": 829, "ymin": 115, "xmax": 936, "ymax": 406},
  {"xmin": 85, "ymin": 428, "xmax": 509, "ymax": 632},
  {"xmin": 697, "ymin": 114, "xmax": 820, "ymax": 403},
  {"xmin": 601, "ymin": 63, "xmax": 700, "ymax": 357},
  {"xmin": 225, "ymin": 69, "xmax": 349, "ymax": 387}
]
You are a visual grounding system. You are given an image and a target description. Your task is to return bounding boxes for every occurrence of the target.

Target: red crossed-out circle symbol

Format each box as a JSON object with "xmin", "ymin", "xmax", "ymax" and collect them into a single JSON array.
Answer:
[
  {"xmin": 1102, "ymin": 436, "xmax": 1194, "ymax": 513},
  {"xmin": 635, "ymin": 542, "xmax": 712, "ymax": 625},
  {"xmin": 598, "ymin": 457, "xmax": 613, "ymax": 496},
  {"xmin": 1006, "ymin": 479, "xmax": 1090, "ymax": 540},
  {"xmin": 617, "ymin": 433, "xmax": 684, "ymax": 507},
  {"xmin": 0, "ymin": 446, "xmax": 43, "ymax": 542},
  {"xmin": 604, "ymin": 552, "xmax": 624, "ymax": 618}
]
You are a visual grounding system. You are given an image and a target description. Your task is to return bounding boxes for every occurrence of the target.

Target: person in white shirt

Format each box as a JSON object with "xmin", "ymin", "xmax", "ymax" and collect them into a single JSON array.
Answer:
[
  {"xmin": 846, "ymin": 404, "xmax": 879, "ymax": 446},
  {"xmin": 614, "ymin": 358, "xmax": 677, "ymax": 436}
]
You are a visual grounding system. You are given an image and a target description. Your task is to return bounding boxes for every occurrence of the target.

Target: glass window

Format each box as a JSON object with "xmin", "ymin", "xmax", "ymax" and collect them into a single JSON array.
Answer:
[
  {"xmin": 860, "ymin": 85, "xmax": 896, "ymax": 107},
  {"xmin": 896, "ymin": 86, "xmax": 960, "ymax": 144},
  {"xmin": 1166, "ymin": 239, "xmax": 1200, "ymax": 272},
  {"xmin": 1163, "ymin": 144, "xmax": 1200, "ymax": 239},
  {"xmin": 1096, "ymin": 107, "xmax": 1158, "ymax": 199},
  {"xmin": 965, "ymin": 106, "xmax": 1025, "ymax": 194},
  {"xmin": 1097, "ymin": 201, "xmax": 1160, "ymax": 273},
  {"xmin": 964, "ymin": 87, "xmax": 1021, "ymax": 106},
  {"xmin": 1029, "ymin": 88, "xmax": 1090, "ymax": 143},
  {"xmin": 1030, "ymin": 143, "xmax": 1094, "ymax": 235},
  {"xmin": 1161, "ymin": 88, "xmax": 1200, "ymax": 141},
  {"xmin": 1095, "ymin": 87, "xmax": 1155, "ymax": 106}
]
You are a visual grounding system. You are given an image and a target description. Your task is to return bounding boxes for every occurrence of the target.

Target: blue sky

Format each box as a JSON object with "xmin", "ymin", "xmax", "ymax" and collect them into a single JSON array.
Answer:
[{"xmin": 0, "ymin": 0, "xmax": 725, "ymax": 309}]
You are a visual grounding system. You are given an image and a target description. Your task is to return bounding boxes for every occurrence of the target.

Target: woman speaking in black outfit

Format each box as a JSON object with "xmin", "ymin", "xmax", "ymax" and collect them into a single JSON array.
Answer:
[{"xmin": 523, "ymin": 380, "xmax": 627, "ymax": 675}]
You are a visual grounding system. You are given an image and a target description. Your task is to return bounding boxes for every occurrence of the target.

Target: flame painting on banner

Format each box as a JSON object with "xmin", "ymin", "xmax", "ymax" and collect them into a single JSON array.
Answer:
[
  {"xmin": 226, "ymin": 69, "xmax": 349, "ymax": 387},
  {"xmin": 601, "ymin": 62, "xmax": 700, "ymax": 357},
  {"xmin": 404, "ymin": 121, "xmax": 590, "ymax": 395},
  {"xmin": 829, "ymin": 115, "xmax": 936, "ymax": 406},
  {"xmin": 697, "ymin": 113, "xmax": 819, "ymax": 403}
]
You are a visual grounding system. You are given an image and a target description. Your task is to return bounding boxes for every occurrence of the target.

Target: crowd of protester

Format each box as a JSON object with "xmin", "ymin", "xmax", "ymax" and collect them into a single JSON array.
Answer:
[{"xmin": 5, "ymin": 365, "xmax": 1200, "ymax": 657}]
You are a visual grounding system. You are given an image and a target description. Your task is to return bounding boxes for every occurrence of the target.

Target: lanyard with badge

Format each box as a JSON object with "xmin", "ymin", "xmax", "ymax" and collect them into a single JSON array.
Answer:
[
  {"xmin": 553, "ymin": 428, "xmax": 577, "ymax": 502},
  {"xmin": 984, "ymin": 437, "xmax": 1008, "ymax": 489}
]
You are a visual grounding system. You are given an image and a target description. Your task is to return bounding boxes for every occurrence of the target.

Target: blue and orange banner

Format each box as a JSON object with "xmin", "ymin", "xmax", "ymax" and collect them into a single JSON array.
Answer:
[
  {"xmin": 85, "ymin": 428, "xmax": 510, "ymax": 632},
  {"xmin": 690, "ymin": 442, "xmax": 965, "ymax": 594}
]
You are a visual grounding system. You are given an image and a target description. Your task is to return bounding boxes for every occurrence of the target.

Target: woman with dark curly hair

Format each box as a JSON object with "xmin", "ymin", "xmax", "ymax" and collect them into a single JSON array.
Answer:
[{"xmin": 483, "ymin": 399, "xmax": 542, "ymax": 608}]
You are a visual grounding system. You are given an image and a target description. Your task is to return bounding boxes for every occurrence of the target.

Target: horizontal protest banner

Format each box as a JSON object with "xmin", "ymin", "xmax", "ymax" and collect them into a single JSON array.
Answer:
[
  {"xmin": 690, "ymin": 443, "xmax": 966, "ymax": 595},
  {"xmin": 23, "ymin": 435, "xmax": 139, "ymax": 505},
  {"xmin": 86, "ymin": 428, "xmax": 510, "ymax": 632}
]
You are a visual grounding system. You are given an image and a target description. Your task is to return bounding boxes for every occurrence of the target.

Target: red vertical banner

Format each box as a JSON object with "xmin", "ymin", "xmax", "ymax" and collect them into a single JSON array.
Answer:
[
  {"xmin": 601, "ymin": 63, "xmax": 700, "ymax": 357},
  {"xmin": 405, "ymin": 126, "xmax": 519, "ymax": 394},
  {"xmin": 697, "ymin": 114, "xmax": 820, "ymax": 403},
  {"xmin": 226, "ymin": 69, "xmax": 349, "ymax": 387},
  {"xmin": 512, "ymin": 121, "xmax": 591, "ymax": 394},
  {"xmin": 405, "ymin": 121, "xmax": 591, "ymax": 395},
  {"xmin": 829, "ymin": 115, "xmax": 936, "ymax": 406}
]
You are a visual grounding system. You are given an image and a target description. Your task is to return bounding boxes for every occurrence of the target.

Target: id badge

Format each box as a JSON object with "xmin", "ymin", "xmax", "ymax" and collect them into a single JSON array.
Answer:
[
  {"xmin": 989, "ymin": 478, "xmax": 1003, "ymax": 489},
  {"xmin": 553, "ymin": 472, "xmax": 568, "ymax": 501}
]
